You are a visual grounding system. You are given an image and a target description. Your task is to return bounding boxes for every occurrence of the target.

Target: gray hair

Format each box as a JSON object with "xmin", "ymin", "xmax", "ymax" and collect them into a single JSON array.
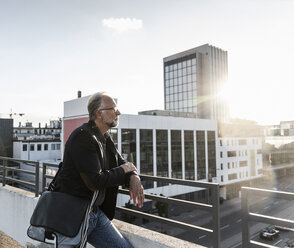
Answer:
[{"xmin": 87, "ymin": 92, "xmax": 106, "ymax": 121}]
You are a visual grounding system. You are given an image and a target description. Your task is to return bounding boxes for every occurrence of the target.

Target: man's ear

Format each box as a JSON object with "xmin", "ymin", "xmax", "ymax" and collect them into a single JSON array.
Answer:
[{"xmin": 95, "ymin": 109, "xmax": 102, "ymax": 119}]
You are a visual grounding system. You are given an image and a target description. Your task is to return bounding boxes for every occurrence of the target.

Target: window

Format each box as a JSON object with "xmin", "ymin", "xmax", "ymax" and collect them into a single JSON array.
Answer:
[
  {"xmin": 239, "ymin": 139, "xmax": 247, "ymax": 145},
  {"xmin": 23, "ymin": 144, "xmax": 27, "ymax": 151},
  {"xmin": 221, "ymin": 163, "xmax": 223, "ymax": 170},
  {"xmin": 184, "ymin": 131, "xmax": 194, "ymax": 180},
  {"xmin": 30, "ymin": 144, "xmax": 34, "ymax": 151},
  {"xmin": 197, "ymin": 131, "xmax": 206, "ymax": 180},
  {"xmin": 171, "ymin": 130, "xmax": 182, "ymax": 179},
  {"xmin": 140, "ymin": 129, "xmax": 153, "ymax": 189},
  {"xmin": 51, "ymin": 144, "xmax": 55, "ymax": 150},
  {"xmin": 156, "ymin": 130, "xmax": 168, "ymax": 186},
  {"xmin": 44, "ymin": 144, "xmax": 48, "ymax": 151},
  {"xmin": 227, "ymin": 151, "xmax": 237, "ymax": 157},
  {"xmin": 220, "ymin": 151, "xmax": 223, "ymax": 158},
  {"xmin": 208, "ymin": 131, "xmax": 216, "ymax": 180},
  {"xmin": 56, "ymin": 144, "xmax": 61, "ymax": 150},
  {"xmin": 239, "ymin": 161, "xmax": 248, "ymax": 167},
  {"xmin": 221, "ymin": 176, "xmax": 224, "ymax": 182},
  {"xmin": 122, "ymin": 129, "xmax": 136, "ymax": 163},
  {"xmin": 37, "ymin": 144, "xmax": 42, "ymax": 151},
  {"xmin": 228, "ymin": 162, "xmax": 230, "ymax": 169},
  {"xmin": 228, "ymin": 173, "xmax": 237, "ymax": 180}
]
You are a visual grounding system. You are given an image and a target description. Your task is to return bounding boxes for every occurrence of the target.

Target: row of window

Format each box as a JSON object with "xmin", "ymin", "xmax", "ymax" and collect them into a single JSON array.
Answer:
[
  {"xmin": 22, "ymin": 143, "xmax": 61, "ymax": 152},
  {"xmin": 165, "ymin": 74, "xmax": 197, "ymax": 87},
  {"xmin": 220, "ymin": 150, "xmax": 249, "ymax": 158},
  {"xmin": 220, "ymin": 139, "xmax": 260, "ymax": 146},
  {"xmin": 220, "ymin": 160, "xmax": 248, "ymax": 170},
  {"xmin": 165, "ymin": 84, "xmax": 197, "ymax": 96},
  {"xmin": 165, "ymin": 58, "xmax": 196, "ymax": 72},
  {"xmin": 165, "ymin": 66, "xmax": 197, "ymax": 79}
]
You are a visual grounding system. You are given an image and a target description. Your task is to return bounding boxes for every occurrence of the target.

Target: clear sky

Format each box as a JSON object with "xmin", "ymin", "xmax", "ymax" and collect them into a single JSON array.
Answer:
[{"xmin": 0, "ymin": 0, "xmax": 293, "ymax": 126}]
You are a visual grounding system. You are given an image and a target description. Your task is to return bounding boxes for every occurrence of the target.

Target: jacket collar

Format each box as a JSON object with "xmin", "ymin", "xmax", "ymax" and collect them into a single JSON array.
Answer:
[{"xmin": 88, "ymin": 120, "xmax": 109, "ymax": 144}]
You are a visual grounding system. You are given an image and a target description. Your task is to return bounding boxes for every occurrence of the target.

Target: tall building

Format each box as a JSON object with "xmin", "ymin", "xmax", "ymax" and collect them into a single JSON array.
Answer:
[
  {"xmin": 0, "ymin": 118, "xmax": 13, "ymax": 157},
  {"xmin": 163, "ymin": 44, "xmax": 229, "ymax": 122}
]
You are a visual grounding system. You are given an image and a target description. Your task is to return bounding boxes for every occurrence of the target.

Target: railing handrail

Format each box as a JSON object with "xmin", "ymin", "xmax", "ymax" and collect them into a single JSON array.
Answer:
[
  {"xmin": 0, "ymin": 156, "xmax": 39, "ymax": 197},
  {"xmin": 117, "ymin": 174, "xmax": 220, "ymax": 248},
  {"xmin": 139, "ymin": 174, "xmax": 219, "ymax": 188},
  {"xmin": 241, "ymin": 186, "xmax": 294, "ymax": 248},
  {"xmin": 0, "ymin": 156, "xmax": 39, "ymax": 165}
]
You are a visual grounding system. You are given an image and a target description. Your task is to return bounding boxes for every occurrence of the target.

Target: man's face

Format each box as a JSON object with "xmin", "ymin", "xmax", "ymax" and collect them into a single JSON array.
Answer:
[{"xmin": 99, "ymin": 96, "xmax": 121, "ymax": 128}]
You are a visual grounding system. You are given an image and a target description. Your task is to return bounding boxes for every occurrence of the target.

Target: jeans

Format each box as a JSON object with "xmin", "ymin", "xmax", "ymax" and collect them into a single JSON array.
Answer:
[{"xmin": 86, "ymin": 208, "xmax": 133, "ymax": 248}]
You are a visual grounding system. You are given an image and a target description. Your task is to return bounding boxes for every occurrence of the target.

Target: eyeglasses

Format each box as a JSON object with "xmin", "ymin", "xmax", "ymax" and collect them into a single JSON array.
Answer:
[{"xmin": 98, "ymin": 106, "xmax": 119, "ymax": 113}]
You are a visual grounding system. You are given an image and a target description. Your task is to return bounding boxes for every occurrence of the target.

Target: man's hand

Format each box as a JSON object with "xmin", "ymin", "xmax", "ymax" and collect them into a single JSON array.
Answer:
[
  {"xmin": 120, "ymin": 162, "xmax": 137, "ymax": 174},
  {"xmin": 129, "ymin": 175, "xmax": 144, "ymax": 208}
]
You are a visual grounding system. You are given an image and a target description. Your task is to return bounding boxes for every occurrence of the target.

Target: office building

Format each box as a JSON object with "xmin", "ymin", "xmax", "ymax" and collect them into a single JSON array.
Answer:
[{"xmin": 163, "ymin": 44, "xmax": 229, "ymax": 122}]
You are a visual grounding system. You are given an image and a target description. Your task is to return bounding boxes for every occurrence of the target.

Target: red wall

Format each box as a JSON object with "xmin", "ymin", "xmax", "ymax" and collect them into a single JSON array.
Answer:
[{"xmin": 63, "ymin": 117, "xmax": 89, "ymax": 146}]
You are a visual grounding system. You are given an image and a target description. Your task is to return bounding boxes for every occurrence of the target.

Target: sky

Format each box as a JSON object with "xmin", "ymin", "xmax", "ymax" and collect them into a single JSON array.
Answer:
[{"xmin": 0, "ymin": 0, "xmax": 294, "ymax": 126}]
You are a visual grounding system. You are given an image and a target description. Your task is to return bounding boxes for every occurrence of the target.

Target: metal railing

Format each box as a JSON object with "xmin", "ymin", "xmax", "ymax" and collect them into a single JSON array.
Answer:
[
  {"xmin": 241, "ymin": 186, "xmax": 294, "ymax": 248},
  {"xmin": 0, "ymin": 156, "xmax": 39, "ymax": 197},
  {"xmin": 1, "ymin": 157, "xmax": 220, "ymax": 247},
  {"xmin": 117, "ymin": 175, "xmax": 220, "ymax": 248}
]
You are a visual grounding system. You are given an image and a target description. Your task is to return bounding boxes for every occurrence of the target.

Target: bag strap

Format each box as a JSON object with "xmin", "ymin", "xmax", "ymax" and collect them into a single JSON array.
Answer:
[{"xmin": 47, "ymin": 162, "xmax": 63, "ymax": 191}]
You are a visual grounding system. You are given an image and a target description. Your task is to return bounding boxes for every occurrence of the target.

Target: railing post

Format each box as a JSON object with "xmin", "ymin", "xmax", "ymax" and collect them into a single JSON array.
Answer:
[
  {"xmin": 211, "ymin": 184, "xmax": 220, "ymax": 248},
  {"xmin": 3, "ymin": 160, "xmax": 7, "ymax": 186},
  {"xmin": 35, "ymin": 162, "xmax": 39, "ymax": 197},
  {"xmin": 42, "ymin": 163, "xmax": 47, "ymax": 193},
  {"xmin": 241, "ymin": 187, "xmax": 250, "ymax": 248}
]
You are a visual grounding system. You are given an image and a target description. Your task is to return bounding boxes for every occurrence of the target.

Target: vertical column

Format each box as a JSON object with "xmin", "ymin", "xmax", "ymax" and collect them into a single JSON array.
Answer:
[
  {"xmin": 205, "ymin": 130, "xmax": 208, "ymax": 180},
  {"xmin": 181, "ymin": 130, "xmax": 185, "ymax": 180},
  {"xmin": 136, "ymin": 129, "xmax": 140, "ymax": 174},
  {"xmin": 168, "ymin": 129, "xmax": 171, "ymax": 178},
  {"xmin": 194, "ymin": 130, "xmax": 197, "ymax": 181},
  {"xmin": 241, "ymin": 187, "xmax": 250, "ymax": 248},
  {"xmin": 153, "ymin": 129, "xmax": 157, "ymax": 188}
]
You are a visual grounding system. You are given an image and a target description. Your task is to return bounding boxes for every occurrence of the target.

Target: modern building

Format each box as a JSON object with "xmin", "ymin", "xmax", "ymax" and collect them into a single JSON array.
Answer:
[
  {"xmin": 63, "ymin": 94, "xmax": 262, "ymax": 201},
  {"xmin": 163, "ymin": 44, "xmax": 229, "ymax": 122},
  {"xmin": 0, "ymin": 118, "xmax": 13, "ymax": 157}
]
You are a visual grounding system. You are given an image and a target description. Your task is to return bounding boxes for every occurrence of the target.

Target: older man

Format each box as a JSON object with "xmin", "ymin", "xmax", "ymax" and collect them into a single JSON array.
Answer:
[{"xmin": 55, "ymin": 92, "xmax": 144, "ymax": 248}]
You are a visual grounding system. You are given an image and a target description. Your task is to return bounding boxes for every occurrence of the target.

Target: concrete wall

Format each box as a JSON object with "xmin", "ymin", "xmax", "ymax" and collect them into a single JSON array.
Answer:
[{"xmin": 0, "ymin": 185, "xmax": 204, "ymax": 248}]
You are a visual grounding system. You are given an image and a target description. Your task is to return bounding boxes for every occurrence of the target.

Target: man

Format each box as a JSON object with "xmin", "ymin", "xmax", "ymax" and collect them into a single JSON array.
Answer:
[{"xmin": 55, "ymin": 92, "xmax": 144, "ymax": 248}]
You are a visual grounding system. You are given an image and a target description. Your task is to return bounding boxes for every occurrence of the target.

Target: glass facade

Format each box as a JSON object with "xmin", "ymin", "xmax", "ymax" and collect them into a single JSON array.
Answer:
[
  {"xmin": 156, "ymin": 130, "xmax": 168, "ymax": 178},
  {"xmin": 107, "ymin": 127, "xmax": 214, "ymax": 186},
  {"xmin": 207, "ymin": 131, "xmax": 216, "ymax": 181},
  {"xmin": 140, "ymin": 129, "xmax": 153, "ymax": 189},
  {"xmin": 196, "ymin": 131, "xmax": 206, "ymax": 180},
  {"xmin": 121, "ymin": 129, "xmax": 136, "ymax": 163},
  {"xmin": 164, "ymin": 55, "xmax": 197, "ymax": 113},
  {"xmin": 171, "ymin": 130, "xmax": 182, "ymax": 179},
  {"xmin": 184, "ymin": 131, "xmax": 194, "ymax": 180}
]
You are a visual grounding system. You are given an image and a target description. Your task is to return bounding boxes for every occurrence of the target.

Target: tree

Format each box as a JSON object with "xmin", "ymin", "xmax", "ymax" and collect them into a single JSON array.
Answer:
[
  {"xmin": 155, "ymin": 194, "xmax": 168, "ymax": 217},
  {"xmin": 120, "ymin": 200, "xmax": 137, "ymax": 224}
]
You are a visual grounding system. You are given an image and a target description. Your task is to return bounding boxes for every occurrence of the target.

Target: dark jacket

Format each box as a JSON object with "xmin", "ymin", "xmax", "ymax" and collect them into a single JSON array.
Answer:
[{"xmin": 55, "ymin": 121, "xmax": 134, "ymax": 220}]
